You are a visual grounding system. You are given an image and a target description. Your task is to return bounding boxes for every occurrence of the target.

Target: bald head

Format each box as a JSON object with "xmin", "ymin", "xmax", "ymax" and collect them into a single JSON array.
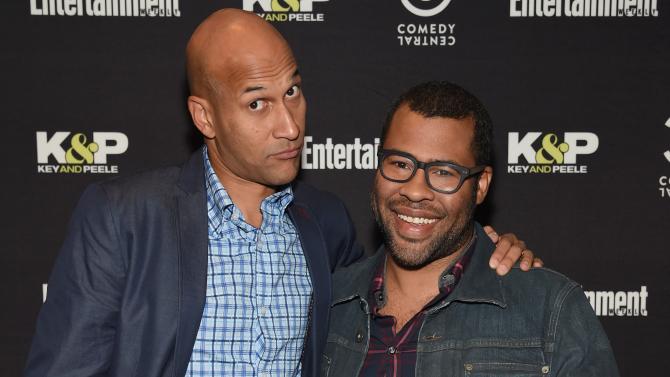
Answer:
[{"xmin": 186, "ymin": 9, "xmax": 293, "ymax": 98}]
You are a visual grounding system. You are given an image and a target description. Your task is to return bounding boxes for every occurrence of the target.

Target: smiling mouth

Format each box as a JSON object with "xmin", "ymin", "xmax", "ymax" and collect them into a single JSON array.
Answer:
[{"xmin": 397, "ymin": 213, "xmax": 438, "ymax": 225}]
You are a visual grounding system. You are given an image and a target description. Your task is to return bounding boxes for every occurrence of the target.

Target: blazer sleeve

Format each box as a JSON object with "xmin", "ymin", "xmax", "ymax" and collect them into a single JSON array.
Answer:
[
  {"xmin": 551, "ymin": 285, "xmax": 620, "ymax": 376},
  {"xmin": 24, "ymin": 183, "xmax": 126, "ymax": 376}
]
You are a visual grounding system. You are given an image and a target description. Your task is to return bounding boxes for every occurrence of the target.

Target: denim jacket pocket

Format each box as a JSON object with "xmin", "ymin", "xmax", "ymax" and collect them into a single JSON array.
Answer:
[{"xmin": 463, "ymin": 361, "xmax": 550, "ymax": 377}]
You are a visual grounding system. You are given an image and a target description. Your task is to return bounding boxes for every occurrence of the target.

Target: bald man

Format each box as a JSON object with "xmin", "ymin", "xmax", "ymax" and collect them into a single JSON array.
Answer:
[{"xmin": 25, "ymin": 9, "xmax": 537, "ymax": 377}]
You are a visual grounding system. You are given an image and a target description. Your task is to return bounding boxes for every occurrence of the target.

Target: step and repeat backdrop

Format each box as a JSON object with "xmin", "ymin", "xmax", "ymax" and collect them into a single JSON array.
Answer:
[{"xmin": 2, "ymin": 0, "xmax": 668, "ymax": 375}]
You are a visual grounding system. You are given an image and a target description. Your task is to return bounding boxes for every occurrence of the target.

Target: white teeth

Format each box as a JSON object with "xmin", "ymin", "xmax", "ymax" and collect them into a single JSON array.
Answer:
[{"xmin": 397, "ymin": 214, "xmax": 438, "ymax": 225}]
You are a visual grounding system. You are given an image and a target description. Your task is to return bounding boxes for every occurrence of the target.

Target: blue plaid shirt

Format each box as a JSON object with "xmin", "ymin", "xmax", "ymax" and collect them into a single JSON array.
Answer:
[{"xmin": 185, "ymin": 148, "xmax": 313, "ymax": 377}]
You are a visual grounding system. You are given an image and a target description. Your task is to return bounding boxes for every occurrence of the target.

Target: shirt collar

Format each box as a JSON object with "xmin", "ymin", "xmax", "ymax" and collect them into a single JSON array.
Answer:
[
  {"xmin": 203, "ymin": 146, "xmax": 294, "ymax": 234},
  {"xmin": 369, "ymin": 233, "xmax": 477, "ymax": 315}
]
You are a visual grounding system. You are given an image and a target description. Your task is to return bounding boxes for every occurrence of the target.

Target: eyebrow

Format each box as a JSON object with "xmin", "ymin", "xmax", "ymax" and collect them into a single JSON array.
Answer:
[
  {"xmin": 385, "ymin": 149, "xmax": 458, "ymax": 164},
  {"xmin": 242, "ymin": 69, "xmax": 301, "ymax": 94}
]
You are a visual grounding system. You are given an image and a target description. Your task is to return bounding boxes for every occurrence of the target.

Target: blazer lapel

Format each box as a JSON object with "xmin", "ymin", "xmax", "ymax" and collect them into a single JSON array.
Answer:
[
  {"xmin": 288, "ymin": 203, "xmax": 330, "ymax": 377},
  {"xmin": 173, "ymin": 149, "xmax": 209, "ymax": 377}
]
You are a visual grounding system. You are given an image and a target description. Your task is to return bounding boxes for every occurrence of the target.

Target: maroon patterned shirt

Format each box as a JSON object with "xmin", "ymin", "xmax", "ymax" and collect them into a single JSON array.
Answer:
[{"xmin": 358, "ymin": 237, "xmax": 475, "ymax": 377}]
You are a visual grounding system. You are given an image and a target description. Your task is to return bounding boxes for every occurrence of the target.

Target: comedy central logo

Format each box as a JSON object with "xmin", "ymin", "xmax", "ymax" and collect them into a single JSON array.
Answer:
[
  {"xmin": 398, "ymin": 0, "xmax": 456, "ymax": 47},
  {"xmin": 402, "ymin": 0, "xmax": 452, "ymax": 17},
  {"xmin": 36, "ymin": 132, "xmax": 128, "ymax": 174},
  {"xmin": 507, "ymin": 132, "xmax": 599, "ymax": 174},
  {"xmin": 243, "ymin": 0, "xmax": 328, "ymax": 22},
  {"xmin": 658, "ymin": 118, "xmax": 670, "ymax": 198}
]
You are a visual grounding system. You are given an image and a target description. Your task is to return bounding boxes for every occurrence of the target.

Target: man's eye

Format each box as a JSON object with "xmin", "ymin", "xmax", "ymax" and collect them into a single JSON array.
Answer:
[
  {"xmin": 249, "ymin": 100, "xmax": 266, "ymax": 111},
  {"xmin": 431, "ymin": 168, "xmax": 456, "ymax": 178},
  {"xmin": 392, "ymin": 161, "xmax": 410, "ymax": 170},
  {"xmin": 286, "ymin": 85, "xmax": 300, "ymax": 98},
  {"xmin": 434, "ymin": 169, "xmax": 454, "ymax": 176}
]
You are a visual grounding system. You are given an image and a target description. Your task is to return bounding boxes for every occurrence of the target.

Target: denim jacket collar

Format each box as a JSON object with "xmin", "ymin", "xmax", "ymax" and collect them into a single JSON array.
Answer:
[{"xmin": 332, "ymin": 222, "xmax": 507, "ymax": 310}]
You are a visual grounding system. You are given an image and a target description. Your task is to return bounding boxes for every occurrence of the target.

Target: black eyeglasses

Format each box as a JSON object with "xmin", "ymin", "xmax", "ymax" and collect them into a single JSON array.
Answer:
[{"xmin": 377, "ymin": 149, "xmax": 485, "ymax": 194}]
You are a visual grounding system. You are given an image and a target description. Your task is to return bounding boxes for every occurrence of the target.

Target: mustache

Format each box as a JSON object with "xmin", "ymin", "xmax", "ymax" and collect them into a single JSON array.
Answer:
[{"xmin": 386, "ymin": 197, "xmax": 445, "ymax": 217}]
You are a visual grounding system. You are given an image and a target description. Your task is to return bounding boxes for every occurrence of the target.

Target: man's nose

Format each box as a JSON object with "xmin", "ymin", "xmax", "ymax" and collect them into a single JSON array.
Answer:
[
  {"xmin": 398, "ymin": 168, "xmax": 435, "ymax": 202},
  {"xmin": 272, "ymin": 103, "xmax": 300, "ymax": 140}
]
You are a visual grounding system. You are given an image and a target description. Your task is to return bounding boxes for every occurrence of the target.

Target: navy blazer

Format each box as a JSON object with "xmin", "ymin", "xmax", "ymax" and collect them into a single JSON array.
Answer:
[{"xmin": 25, "ymin": 148, "xmax": 364, "ymax": 377}]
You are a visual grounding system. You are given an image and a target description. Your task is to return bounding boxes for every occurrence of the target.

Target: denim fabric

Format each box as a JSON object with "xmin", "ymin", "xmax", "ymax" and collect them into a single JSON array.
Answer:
[{"xmin": 322, "ymin": 223, "xmax": 619, "ymax": 377}]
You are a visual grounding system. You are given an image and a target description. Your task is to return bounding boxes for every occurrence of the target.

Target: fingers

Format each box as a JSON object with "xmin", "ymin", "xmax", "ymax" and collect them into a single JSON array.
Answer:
[
  {"xmin": 532, "ymin": 256, "xmax": 544, "ymax": 268},
  {"xmin": 519, "ymin": 248, "xmax": 534, "ymax": 271},
  {"xmin": 488, "ymin": 235, "xmax": 514, "ymax": 271},
  {"xmin": 495, "ymin": 238, "xmax": 523, "ymax": 276},
  {"xmin": 483, "ymin": 225, "xmax": 499, "ymax": 244}
]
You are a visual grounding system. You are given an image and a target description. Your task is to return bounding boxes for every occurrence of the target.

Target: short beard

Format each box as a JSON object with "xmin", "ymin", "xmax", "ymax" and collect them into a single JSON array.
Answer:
[{"xmin": 371, "ymin": 182, "xmax": 478, "ymax": 270}]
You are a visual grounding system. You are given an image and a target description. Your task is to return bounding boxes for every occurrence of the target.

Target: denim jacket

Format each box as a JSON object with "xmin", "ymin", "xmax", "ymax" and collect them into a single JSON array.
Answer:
[{"xmin": 322, "ymin": 223, "xmax": 619, "ymax": 377}]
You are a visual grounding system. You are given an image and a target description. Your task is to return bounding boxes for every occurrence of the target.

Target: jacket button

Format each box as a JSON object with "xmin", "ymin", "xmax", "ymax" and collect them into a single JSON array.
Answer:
[
  {"xmin": 355, "ymin": 331, "xmax": 363, "ymax": 343},
  {"xmin": 542, "ymin": 365, "xmax": 550, "ymax": 374}
]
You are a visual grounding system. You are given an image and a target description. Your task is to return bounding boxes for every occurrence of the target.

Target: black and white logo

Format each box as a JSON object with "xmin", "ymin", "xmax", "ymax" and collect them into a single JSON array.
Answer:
[
  {"xmin": 397, "ymin": 0, "xmax": 456, "ymax": 47},
  {"xmin": 401, "ymin": 0, "xmax": 452, "ymax": 17}
]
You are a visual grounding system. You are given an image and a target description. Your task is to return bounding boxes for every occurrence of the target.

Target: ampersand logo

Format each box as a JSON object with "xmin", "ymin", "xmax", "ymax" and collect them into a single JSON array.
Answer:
[
  {"xmin": 243, "ymin": 0, "xmax": 329, "ymax": 22},
  {"xmin": 535, "ymin": 134, "xmax": 570, "ymax": 164},
  {"xmin": 272, "ymin": 0, "xmax": 299, "ymax": 11},
  {"xmin": 65, "ymin": 134, "xmax": 99, "ymax": 164}
]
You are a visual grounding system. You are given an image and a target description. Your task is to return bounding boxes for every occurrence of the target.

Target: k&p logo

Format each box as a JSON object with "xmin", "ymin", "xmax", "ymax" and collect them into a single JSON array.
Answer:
[
  {"xmin": 243, "ymin": 0, "xmax": 328, "ymax": 22},
  {"xmin": 36, "ymin": 131, "xmax": 128, "ymax": 174},
  {"xmin": 507, "ymin": 132, "xmax": 599, "ymax": 174},
  {"xmin": 401, "ymin": 0, "xmax": 452, "ymax": 17}
]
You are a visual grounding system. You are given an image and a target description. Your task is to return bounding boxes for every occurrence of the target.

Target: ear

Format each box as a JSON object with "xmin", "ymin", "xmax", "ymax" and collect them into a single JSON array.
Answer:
[
  {"xmin": 475, "ymin": 166, "xmax": 493, "ymax": 205},
  {"xmin": 187, "ymin": 95, "xmax": 215, "ymax": 139}
]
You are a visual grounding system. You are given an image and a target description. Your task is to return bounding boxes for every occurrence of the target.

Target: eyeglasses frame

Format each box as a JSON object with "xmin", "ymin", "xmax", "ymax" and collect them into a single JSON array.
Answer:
[{"xmin": 377, "ymin": 149, "xmax": 486, "ymax": 194}]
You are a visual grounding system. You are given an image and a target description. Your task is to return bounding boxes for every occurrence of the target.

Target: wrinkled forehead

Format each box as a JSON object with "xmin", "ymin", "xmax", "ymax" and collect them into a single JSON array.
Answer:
[{"xmin": 206, "ymin": 35, "xmax": 297, "ymax": 93}]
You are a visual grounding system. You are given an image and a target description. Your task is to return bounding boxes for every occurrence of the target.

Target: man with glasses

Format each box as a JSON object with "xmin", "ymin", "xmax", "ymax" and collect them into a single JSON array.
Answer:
[{"xmin": 321, "ymin": 81, "xmax": 619, "ymax": 376}]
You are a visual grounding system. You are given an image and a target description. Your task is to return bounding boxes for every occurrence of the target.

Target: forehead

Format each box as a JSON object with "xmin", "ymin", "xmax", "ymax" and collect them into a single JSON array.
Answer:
[
  {"xmin": 385, "ymin": 105, "xmax": 476, "ymax": 164},
  {"xmin": 218, "ymin": 46, "xmax": 298, "ymax": 96}
]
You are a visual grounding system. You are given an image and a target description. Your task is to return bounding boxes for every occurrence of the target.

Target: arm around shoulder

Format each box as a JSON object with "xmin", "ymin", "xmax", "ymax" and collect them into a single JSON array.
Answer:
[
  {"xmin": 550, "ymin": 284, "xmax": 620, "ymax": 377},
  {"xmin": 25, "ymin": 183, "xmax": 127, "ymax": 376}
]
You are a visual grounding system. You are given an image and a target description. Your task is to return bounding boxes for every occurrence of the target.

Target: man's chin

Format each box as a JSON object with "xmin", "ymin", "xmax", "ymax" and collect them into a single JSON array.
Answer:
[
  {"xmin": 385, "ymin": 237, "xmax": 436, "ymax": 270},
  {"xmin": 267, "ymin": 165, "xmax": 300, "ymax": 187}
]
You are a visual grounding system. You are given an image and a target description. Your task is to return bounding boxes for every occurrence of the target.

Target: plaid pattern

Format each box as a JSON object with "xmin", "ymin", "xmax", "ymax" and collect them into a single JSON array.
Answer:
[
  {"xmin": 359, "ymin": 237, "xmax": 475, "ymax": 377},
  {"xmin": 185, "ymin": 147, "xmax": 312, "ymax": 377}
]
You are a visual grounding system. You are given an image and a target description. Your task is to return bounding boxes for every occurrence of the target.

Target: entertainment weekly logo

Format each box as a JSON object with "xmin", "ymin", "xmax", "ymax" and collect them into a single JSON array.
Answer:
[
  {"xmin": 243, "ymin": 0, "xmax": 329, "ymax": 22},
  {"xmin": 510, "ymin": 0, "xmax": 659, "ymax": 17},
  {"xmin": 36, "ymin": 131, "xmax": 128, "ymax": 174},
  {"xmin": 29, "ymin": 0, "xmax": 181, "ymax": 17},
  {"xmin": 397, "ymin": 0, "xmax": 457, "ymax": 47},
  {"xmin": 584, "ymin": 286, "xmax": 648, "ymax": 317},
  {"xmin": 301, "ymin": 136, "xmax": 380, "ymax": 170}
]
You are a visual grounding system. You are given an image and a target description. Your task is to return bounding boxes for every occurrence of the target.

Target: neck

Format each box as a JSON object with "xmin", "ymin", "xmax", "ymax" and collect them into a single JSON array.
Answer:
[{"xmin": 207, "ymin": 146, "xmax": 274, "ymax": 228}]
